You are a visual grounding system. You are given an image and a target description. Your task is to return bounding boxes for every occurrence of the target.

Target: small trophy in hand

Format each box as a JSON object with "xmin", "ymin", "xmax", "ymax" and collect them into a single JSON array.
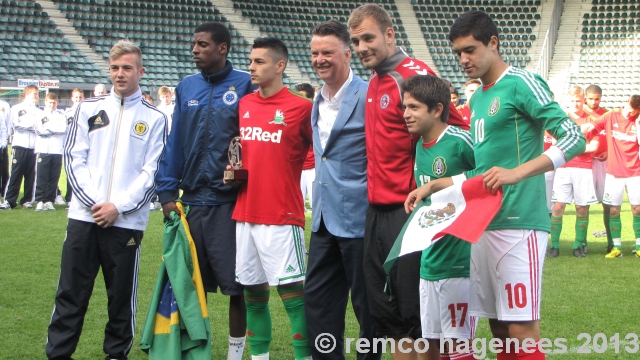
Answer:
[{"xmin": 224, "ymin": 136, "xmax": 248, "ymax": 181}]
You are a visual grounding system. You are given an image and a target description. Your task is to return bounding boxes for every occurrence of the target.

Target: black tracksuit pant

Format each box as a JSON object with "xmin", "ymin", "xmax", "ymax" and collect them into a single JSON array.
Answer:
[
  {"xmin": 35, "ymin": 153, "xmax": 62, "ymax": 203},
  {"xmin": 46, "ymin": 219, "xmax": 143, "ymax": 360},
  {"xmin": 3, "ymin": 146, "xmax": 36, "ymax": 208}
]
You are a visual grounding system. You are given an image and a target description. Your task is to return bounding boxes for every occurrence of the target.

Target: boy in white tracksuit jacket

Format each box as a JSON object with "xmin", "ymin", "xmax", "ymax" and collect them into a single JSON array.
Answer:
[
  {"xmin": 34, "ymin": 92, "xmax": 67, "ymax": 211},
  {"xmin": 46, "ymin": 40, "xmax": 167, "ymax": 360}
]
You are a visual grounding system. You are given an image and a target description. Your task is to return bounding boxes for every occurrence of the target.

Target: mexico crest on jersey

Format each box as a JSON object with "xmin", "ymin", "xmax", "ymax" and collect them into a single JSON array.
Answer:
[
  {"xmin": 432, "ymin": 156, "xmax": 447, "ymax": 176},
  {"xmin": 133, "ymin": 121, "xmax": 149, "ymax": 136},
  {"xmin": 380, "ymin": 94, "xmax": 390, "ymax": 109},
  {"xmin": 223, "ymin": 86, "xmax": 238, "ymax": 105},
  {"xmin": 488, "ymin": 97, "xmax": 500, "ymax": 116}
]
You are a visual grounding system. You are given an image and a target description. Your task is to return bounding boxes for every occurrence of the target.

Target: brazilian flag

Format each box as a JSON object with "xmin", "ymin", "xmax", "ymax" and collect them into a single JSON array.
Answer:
[{"xmin": 140, "ymin": 203, "xmax": 211, "ymax": 359}]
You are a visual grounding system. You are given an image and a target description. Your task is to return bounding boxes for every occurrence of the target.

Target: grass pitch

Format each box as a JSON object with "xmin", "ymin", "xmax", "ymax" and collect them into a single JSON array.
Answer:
[{"xmin": 0, "ymin": 174, "xmax": 639, "ymax": 359}]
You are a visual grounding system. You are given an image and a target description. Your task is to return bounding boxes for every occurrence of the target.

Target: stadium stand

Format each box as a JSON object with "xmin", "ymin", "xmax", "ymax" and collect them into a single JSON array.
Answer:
[
  {"xmin": 230, "ymin": 0, "xmax": 414, "ymax": 82},
  {"xmin": 5, "ymin": 0, "xmax": 635, "ymax": 108},
  {"xmin": 0, "ymin": 0, "xmax": 106, "ymax": 84},
  {"xmin": 410, "ymin": 0, "xmax": 542, "ymax": 94},
  {"xmin": 573, "ymin": 0, "xmax": 640, "ymax": 107}
]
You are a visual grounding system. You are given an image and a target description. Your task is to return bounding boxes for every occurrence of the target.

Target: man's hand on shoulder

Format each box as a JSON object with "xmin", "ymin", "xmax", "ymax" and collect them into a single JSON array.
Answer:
[
  {"xmin": 91, "ymin": 202, "xmax": 120, "ymax": 228},
  {"xmin": 162, "ymin": 201, "xmax": 180, "ymax": 219}
]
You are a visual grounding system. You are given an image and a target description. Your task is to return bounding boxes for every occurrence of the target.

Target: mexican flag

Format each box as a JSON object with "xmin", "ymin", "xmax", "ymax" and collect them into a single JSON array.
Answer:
[
  {"xmin": 140, "ymin": 202, "xmax": 211, "ymax": 359},
  {"xmin": 383, "ymin": 176, "xmax": 503, "ymax": 274}
]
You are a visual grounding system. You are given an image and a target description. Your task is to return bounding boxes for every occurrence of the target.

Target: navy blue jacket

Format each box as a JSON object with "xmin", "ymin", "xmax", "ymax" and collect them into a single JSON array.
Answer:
[{"xmin": 156, "ymin": 61, "xmax": 254, "ymax": 205}]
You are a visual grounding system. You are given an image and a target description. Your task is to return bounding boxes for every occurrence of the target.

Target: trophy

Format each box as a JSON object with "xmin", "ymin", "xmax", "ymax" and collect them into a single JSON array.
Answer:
[{"xmin": 224, "ymin": 136, "xmax": 248, "ymax": 181}]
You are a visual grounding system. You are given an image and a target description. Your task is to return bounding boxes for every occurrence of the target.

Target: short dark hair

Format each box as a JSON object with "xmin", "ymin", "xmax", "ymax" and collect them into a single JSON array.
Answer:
[
  {"xmin": 585, "ymin": 84, "xmax": 603, "ymax": 96},
  {"xmin": 449, "ymin": 10, "xmax": 499, "ymax": 50},
  {"xmin": 195, "ymin": 22, "xmax": 232, "ymax": 54},
  {"xmin": 630, "ymin": 95, "xmax": 640, "ymax": 111},
  {"xmin": 401, "ymin": 75, "xmax": 450, "ymax": 123},
  {"xmin": 295, "ymin": 83, "xmax": 315, "ymax": 99},
  {"xmin": 311, "ymin": 19, "xmax": 350, "ymax": 48},
  {"xmin": 252, "ymin": 37, "xmax": 289, "ymax": 64}
]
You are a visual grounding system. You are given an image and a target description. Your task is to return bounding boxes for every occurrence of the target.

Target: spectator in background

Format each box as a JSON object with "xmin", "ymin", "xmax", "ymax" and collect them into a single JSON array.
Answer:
[
  {"xmin": 0, "ymin": 85, "xmax": 43, "ymax": 210},
  {"xmin": 0, "ymin": 98, "xmax": 10, "ymax": 199},
  {"xmin": 295, "ymin": 83, "xmax": 316, "ymax": 213},
  {"xmin": 156, "ymin": 86, "xmax": 174, "ymax": 134},
  {"xmin": 93, "ymin": 83, "xmax": 107, "ymax": 96},
  {"xmin": 34, "ymin": 92, "xmax": 67, "ymax": 211}
]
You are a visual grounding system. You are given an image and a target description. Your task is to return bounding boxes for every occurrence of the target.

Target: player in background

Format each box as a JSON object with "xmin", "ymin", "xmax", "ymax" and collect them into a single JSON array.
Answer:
[
  {"xmin": 294, "ymin": 83, "xmax": 316, "ymax": 213},
  {"xmin": 583, "ymin": 85, "xmax": 613, "ymax": 250},
  {"xmin": 0, "ymin": 85, "xmax": 43, "ymax": 210},
  {"xmin": 227, "ymin": 37, "xmax": 312, "ymax": 360},
  {"xmin": 584, "ymin": 95, "xmax": 640, "ymax": 258},
  {"xmin": 0, "ymin": 98, "xmax": 10, "ymax": 199},
  {"xmin": 60, "ymin": 88, "xmax": 85, "ymax": 206},
  {"xmin": 407, "ymin": 11, "xmax": 585, "ymax": 360},
  {"xmin": 34, "ymin": 92, "xmax": 67, "ymax": 211},
  {"xmin": 456, "ymin": 79, "xmax": 482, "ymax": 125},
  {"xmin": 93, "ymin": 83, "xmax": 107, "ymax": 96},
  {"xmin": 141, "ymin": 92, "xmax": 154, "ymax": 105},
  {"xmin": 403, "ymin": 75, "xmax": 477, "ymax": 360},
  {"xmin": 547, "ymin": 86, "xmax": 600, "ymax": 258},
  {"xmin": 449, "ymin": 83, "xmax": 460, "ymax": 106},
  {"xmin": 348, "ymin": 4, "xmax": 467, "ymax": 358},
  {"xmin": 156, "ymin": 86, "xmax": 174, "ymax": 134}
]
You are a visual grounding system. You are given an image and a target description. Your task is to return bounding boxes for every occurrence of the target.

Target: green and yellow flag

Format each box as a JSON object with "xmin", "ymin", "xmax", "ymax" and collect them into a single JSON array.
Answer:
[{"xmin": 140, "ymin": 203, "xmax": 211, "ymax": 359}]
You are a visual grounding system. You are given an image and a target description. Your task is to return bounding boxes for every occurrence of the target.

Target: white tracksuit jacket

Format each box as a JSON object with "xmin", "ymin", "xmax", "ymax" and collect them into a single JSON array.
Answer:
[{"xmin": 65, "ymin": 88, "xmax": 167, "ymax": 230}]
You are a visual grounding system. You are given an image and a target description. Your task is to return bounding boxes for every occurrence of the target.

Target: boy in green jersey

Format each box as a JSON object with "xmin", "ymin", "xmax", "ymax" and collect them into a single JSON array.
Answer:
[
  {"xmin": 403, "ymin": 75, "xmax": 477, "ymax": 360},
  {"xmin": 406, "ymin": 11, "xmax": 585, "ymax": 360}
]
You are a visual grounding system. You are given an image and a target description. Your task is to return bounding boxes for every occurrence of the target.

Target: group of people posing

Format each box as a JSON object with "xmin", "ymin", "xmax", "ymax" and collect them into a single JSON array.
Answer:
[{"xmin": 29, "ymin": 3, "xmax": 639, "ymax": 360}]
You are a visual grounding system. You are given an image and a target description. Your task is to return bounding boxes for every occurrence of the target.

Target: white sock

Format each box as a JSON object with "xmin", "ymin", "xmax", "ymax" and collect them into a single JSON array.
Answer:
[
  {"xmin": 252, "ymin": 353, "xmax": 269, "ymax": 360},
  {"xmin": 614, "ymin": 238, "xmax": 622, "ymax": 247},
  {"xmin": 227, "ymin": 335, "xmax": 246, "ymax": 360}
]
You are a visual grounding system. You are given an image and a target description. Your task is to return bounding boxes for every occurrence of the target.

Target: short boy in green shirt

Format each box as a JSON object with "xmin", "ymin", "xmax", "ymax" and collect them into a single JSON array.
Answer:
[{"xmin": 402, "ymin": 75, "xmax": 476, "ymax": 360}]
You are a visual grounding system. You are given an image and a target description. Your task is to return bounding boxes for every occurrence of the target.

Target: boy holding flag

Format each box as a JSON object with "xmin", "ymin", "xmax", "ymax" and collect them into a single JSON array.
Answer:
[{"xmin": 402, "ymin": 75, "xmax": 477, "ymax": 359}]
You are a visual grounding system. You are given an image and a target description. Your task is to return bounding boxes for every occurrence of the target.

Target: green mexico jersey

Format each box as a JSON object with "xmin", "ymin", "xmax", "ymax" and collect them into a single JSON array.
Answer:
[
  {"xmin": 415, "ymin": 126, "xmax": 475, "ymax": 281},
  {"xmin": 468, "ymin": 67, "xmax": 585, "ymax": 232}
]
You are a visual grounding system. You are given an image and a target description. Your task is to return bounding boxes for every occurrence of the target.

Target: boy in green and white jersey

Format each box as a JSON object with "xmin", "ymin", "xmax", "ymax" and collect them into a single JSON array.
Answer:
[
  {"xmin": 406, "ymin": 11, "xmax": 585, "ymax": 360},
  {"xmin": 402, "ymin": 75, "xmax": 477, "ymax": 360}
]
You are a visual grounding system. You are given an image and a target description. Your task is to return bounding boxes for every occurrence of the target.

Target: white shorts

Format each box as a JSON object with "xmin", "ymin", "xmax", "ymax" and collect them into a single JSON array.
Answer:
[
  {"xmin": 236, "ymin": 222, "xmax": 306, "ymax": 286},
  {"xmin": 544, "ymin": 171, "xmax": 555, "ymax": 213},
  {"xmin": 420, "ymin": 278, "xmax": 477, "ymax": 340},
  {"xmin": 603, "ymin": 174, "xmax": 640, "ymax": 206},
  {"xmin": 551, "ymin": 167, "xmax": 598, "ymax": 206},
  {"xmin": 592, "ymin": 160, "xmax": 607, "ymax": 202},
  {"xmin": 470, "ymin": 230, "xmax": 547, "ymax": 321},
  {"xmin": 300, "ymin": 168, "xmax": 315, "ymax": 208}
]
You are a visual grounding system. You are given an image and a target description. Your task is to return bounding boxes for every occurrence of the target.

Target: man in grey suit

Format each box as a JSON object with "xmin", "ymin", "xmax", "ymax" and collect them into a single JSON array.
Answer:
[{"xmin": 304, "ymin": 20, "xmax": 379, "ymax": 359}]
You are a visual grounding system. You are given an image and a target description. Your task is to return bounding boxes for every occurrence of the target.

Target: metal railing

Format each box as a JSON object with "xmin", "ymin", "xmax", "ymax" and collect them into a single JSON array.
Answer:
[{"xmin": 535, "ymin": 0, "xmax": 564, "ymax": 80}]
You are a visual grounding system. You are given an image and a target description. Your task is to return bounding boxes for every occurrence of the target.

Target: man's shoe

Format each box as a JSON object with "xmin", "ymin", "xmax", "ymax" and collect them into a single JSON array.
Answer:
[
  {"xmin": 0, "ymin": 201, "xmax": 12, "ymax": 210},
  {"xmin": 54, "ymin": 194, "xmax": 66, "ymax": 205},
  {"xmin": 582, "ymin": 243, "xmax": 588, "ymax": 254},
  {"xmin": 22, "ymin": 202, "xmax": 33, "ymax": 209},
  {"xmin": 573, "ymin": 248, "xmax": 586, "ymax": 258},
  {"xmin": 635, "ymin": 250, "xmax": 640, "ymax": 259},
  {"xmin": 149, "ymin": 202, "xmax": 156, "ymax": 211},
  {"xmin": 44, "ymin": 202, "xmax": 56, "ymax": 211},
  {"xmin": 547, "ymin": 247, "xmax": 560, "ymax": 258},
  {"xmin": 605, "ymin": 248, "xmax": 623, "ymax": 258},
  {"xmin": 35, "ymin": 201, "xmax": 45, "ymax": 211},
  {"xmin": 606, "ymin": 244, "xmax": 614, "ymax": 253}
]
